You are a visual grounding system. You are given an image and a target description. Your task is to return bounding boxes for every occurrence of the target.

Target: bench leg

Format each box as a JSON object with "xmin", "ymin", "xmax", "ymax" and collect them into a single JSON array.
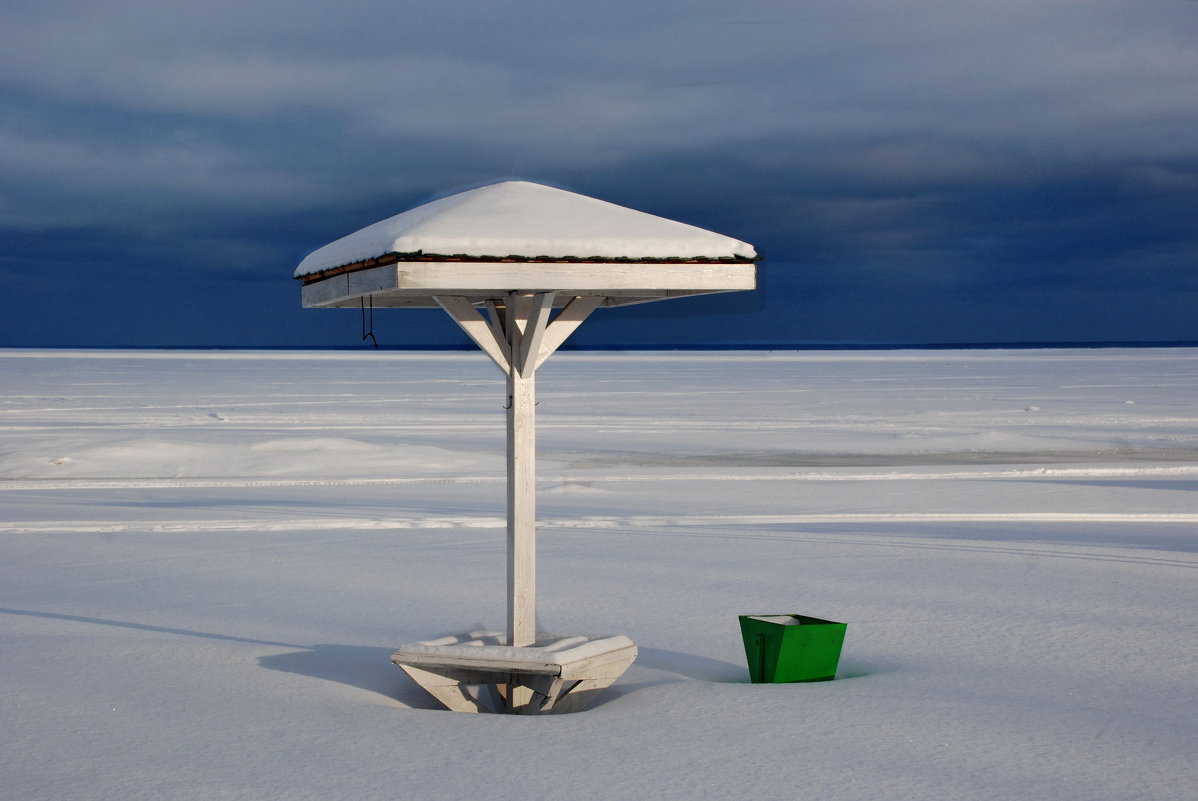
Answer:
[{"xmin": 398, "ymin": 665, "xmax": 501, "ymax": 713}]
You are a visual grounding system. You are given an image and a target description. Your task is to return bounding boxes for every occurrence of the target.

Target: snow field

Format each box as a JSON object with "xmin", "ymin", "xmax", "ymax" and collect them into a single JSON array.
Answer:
[{"xmin": 1, "ymin": 348, "xmax": 1196, "ymax": 800}]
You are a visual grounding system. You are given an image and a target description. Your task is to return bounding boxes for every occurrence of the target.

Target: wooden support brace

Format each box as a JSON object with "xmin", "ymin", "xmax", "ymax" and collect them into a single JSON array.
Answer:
[
  {"xmin": 534, "ymin": 296, "xmax": 605, "ymax": 371},
  {"xmin": 484, "ymin": 300, "xmax": 508, "ymax": 353},
  {"xmin": 434, "ymin": 295, "xmax": 511, "ymax": 374},
  {"xmin": 516, "ymin": 292, "xmax": 555, "ymax": 376}
]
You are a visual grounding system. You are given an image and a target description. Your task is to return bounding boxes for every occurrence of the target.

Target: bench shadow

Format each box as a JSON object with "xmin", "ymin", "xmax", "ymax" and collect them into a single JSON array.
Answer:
[
  {"xmin": 635, "ymin": 646, "xmax": 746, "ymax": 682},
  {"xmin": 257, "ymin": 645, "xmax": 438, "ymax": 708},
  {"xmin": 0, "ymin": 607, "xmax": 435, "ymax": 708},
  {"xmin": 613, "ymin": 648, "xmax": 890, "ymax": 699}
]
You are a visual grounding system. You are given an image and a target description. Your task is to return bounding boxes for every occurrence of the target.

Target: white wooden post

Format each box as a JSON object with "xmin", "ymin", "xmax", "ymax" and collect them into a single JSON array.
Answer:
[{"xmin": 506, "ymin": 292, "xmax": 537, "ymax": 648}]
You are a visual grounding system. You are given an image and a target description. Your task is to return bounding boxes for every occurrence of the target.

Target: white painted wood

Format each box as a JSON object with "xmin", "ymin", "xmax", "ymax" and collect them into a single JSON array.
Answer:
[
  {"xmin": 483, "ymin": 300, "xmax": 508, "ymax": 354},
  {"xmin": 433, "ymin": 295, "xmax": 512, "ymax": 374},
  {"xmin": 395, "ymin": 664, "xmax": 489, "ymax": 713},
  {"xmin": 505, "ymin": 293, "xmax": 541, "ymax": 650},
  {"xmin": 392, "ymin": 636, "xmax": 637, "ymax": 714},
  {"xmin": 301, "ymin": 273, "xmax": 350, "ymax": 307},
  {"xmin": 300, "ymin": 261, "xmax": 755, "ymax": 309},
  {"xmin": 305, "ymin": 285, "xmax": 735, "ymax": 309},
  {"xmin": 394, "ymin": 261, "xmax": 755, "ymax": 291},
  {"xmin": 534, "ymin": 295, "xmax": 605, "ymax": 371},
  {"xmin": 516, "ymin": 293, "xmax": 554, "ymax": 376},
  {"xmin": 347, "ymin": 265, "xmax": 406, "ymax": 297},
  {"xmin": 395, "ymin": 652, "xmax": 564, "ymax": 674},
  {"xmin": 539, "ymin": 644, "xmax": 639, "ymax": 713}
]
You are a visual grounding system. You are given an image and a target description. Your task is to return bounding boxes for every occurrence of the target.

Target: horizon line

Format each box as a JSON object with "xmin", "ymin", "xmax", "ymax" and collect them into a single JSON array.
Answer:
[{"xmin": 5, "ymin": 340, "xmax": 1198, "ymax": 353}]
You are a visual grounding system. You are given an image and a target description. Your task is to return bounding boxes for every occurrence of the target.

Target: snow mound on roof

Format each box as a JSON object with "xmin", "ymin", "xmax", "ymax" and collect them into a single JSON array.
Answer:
[{"xmin": 295, "ymin": 180, "xmax": 756, "ymax": 277}]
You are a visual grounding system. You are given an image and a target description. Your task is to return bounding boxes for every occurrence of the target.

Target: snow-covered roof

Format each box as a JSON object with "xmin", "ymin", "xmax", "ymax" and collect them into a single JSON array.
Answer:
[
  {"xmin": 295, "ymin": 180, "xmax": 758, "ymax": 309},
  {"xmin": 294, "ymin": 180, "xmax": 756, "ymax": 278}
]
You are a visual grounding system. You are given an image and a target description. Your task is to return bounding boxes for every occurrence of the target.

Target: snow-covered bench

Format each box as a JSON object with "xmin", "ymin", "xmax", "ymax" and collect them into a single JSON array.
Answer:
[{"xmin": 392, "ymin": 631, "xmax": 637, "ymax": 714}]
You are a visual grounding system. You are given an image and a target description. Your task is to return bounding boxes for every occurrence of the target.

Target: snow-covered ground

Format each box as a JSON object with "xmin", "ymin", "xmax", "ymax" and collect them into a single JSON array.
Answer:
[{"xmin": 2, "ymin": 348, "xmax": 1195, "ymax": 801}]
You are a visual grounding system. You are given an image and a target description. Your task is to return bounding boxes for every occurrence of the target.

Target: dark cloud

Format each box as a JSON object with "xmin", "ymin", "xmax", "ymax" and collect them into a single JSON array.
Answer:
[{"xmin": 2, "ymin": 0, "xmax": 1196, "ymax": 347}]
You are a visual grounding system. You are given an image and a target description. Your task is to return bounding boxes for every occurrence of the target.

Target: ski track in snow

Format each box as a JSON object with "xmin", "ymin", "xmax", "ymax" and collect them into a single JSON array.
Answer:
[
  {"xmin": 3, "ymin": 464, "xmax": 1197, "ymax": 492},
  {"xmin": 5, "ymin": 515, "xmax": 1195, "ymax": 573},
  {"xmin": 5, "ymin": 510, "xmax": 1198, "ymax": 534}
]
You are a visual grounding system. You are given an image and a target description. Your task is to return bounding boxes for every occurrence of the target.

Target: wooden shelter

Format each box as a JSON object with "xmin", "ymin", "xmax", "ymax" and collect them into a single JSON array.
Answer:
[{"xmin": 296, "ymin": 180, "xmax": 757, "ymax": 712}]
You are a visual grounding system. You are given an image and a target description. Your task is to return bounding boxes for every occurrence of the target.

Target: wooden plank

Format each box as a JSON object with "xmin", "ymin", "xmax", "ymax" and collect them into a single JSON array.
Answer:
[
  {"xmin": 394, "ymin": 652, "xmax": 563, "ymax": 674},
  {"xmin": 404, "ymin": 262, "xmax": 757, "ymax": 291},
  {"xmin": 506, "ymin": 295, "xmax": 537, "ymax": 650},
  {"xmin": 506, "ymin": 375, "xmax": 537, "ymax": 648},
  {"xmin": 434, "ymin": 295, "xmax": 511, "ymax": 374},
  {"xmin": 484, "ymin": 300, "xmax": 507, "ymax": 350},
  {"xmin": 297, "ymin": 253, "xmax": 755, "ymax": 286},
  {"xmin": 517, "ymin": 293, "xmax": 555, "ymax": 376},
  {"xmin": 299, "ymin": 253, "xmax": 755, "ymax": 282},
  {"xmin": 300, "ymin": 273, "xmax": 350, "ymax": 307},
  {"xmin": 395, "ymin": 664, "xmax": 489, "ymax": 713},
  {"xmin": 301, "ymin": 262, "xmax": 756, "ymax": 308},
  {"xmin": 347, "ymin": 266, "xmax": 404, "ymax": 297},
  {"xmin": 304, "ymin": 286, "xmax": 747, "ymax": 309}
]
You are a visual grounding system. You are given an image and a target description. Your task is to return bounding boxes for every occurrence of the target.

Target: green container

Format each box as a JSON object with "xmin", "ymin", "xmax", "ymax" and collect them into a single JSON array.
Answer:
[{"xmin": 739, "ymin": 614, "xmax": 847, "ymax": 683}]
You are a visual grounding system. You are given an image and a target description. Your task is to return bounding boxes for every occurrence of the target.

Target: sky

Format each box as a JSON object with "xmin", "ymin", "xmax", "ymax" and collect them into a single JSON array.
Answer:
[{"xmin": 2, "ymin": 0, "xmax": 1196, "ymax": 348}]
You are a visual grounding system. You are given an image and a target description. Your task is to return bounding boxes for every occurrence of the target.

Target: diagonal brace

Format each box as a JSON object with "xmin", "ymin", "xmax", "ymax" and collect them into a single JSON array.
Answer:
[{"xmin": 434, "ymin": 295, "xmax": 512, "ymax": 374}]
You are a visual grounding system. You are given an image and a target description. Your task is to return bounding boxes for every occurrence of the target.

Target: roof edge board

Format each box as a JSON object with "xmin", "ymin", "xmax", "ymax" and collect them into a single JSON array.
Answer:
[
  {"xmin": 297, "ymin": 252, "xmax": 759, "ymax": 285},
  {"xmin": 299, "ymin": 261, "xmax": 755, "ymax": 308}
]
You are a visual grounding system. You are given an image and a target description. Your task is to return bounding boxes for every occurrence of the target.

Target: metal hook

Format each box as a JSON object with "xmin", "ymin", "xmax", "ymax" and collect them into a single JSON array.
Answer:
[
  {"xmin": 502, "ymin": 396, "xmax": 540, "ymax": 409},
  {"xmin": 360, "ymin": 296, "xmax": 379, "ymax": 348}
]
